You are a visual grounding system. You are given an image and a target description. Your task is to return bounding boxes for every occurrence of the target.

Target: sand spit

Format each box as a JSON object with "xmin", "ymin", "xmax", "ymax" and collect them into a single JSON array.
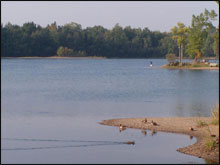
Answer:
[{"xmin": 100, "ymin": 117, "xmax": 219, "ymax": 163}]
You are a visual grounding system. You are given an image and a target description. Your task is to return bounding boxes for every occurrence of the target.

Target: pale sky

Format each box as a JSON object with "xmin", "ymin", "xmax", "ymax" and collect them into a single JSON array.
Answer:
[{"xmin": 1, "ymin": 1, "xmax": 219, "ymax": 32}]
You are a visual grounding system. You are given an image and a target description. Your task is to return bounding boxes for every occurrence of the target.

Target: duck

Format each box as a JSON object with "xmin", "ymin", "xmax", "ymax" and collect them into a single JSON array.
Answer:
[
  {"xmin": 151, "ymin": 120, "xmax": 158, "ymax": 126},
  {"xmin": 189, "ymin": 127, "xmax": 194, "ymax": 131},
  {"xmin": 125, "ymin": 141, "xmax": 135, "ymax": 145},
  {"xmin": 142, "ymin": 118, "xmax": 148, "ymax": 123},
  {"xmin": 119, "ymin": 124, "xmax": 126, "ymax": 132}
]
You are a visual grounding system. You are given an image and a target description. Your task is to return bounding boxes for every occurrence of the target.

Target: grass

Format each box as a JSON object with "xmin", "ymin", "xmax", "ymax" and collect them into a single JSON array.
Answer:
[
  {"xmin": 164, "ymin": 62, "xmax": 216, "ymax": 69},
  {"xmin": 205, "ymin": 137, "xmax": 217, "ymax": 151},
  {"xmin": 197, "ymin": 120, "xmax": 208, "ymax": 127},
  {"xmin": 192, "ymin": 63, "xmax": 210, "ymax": 67},
  {"xmin": 210, "ymin": 104, "xmax": 219, "ymax": 125}
]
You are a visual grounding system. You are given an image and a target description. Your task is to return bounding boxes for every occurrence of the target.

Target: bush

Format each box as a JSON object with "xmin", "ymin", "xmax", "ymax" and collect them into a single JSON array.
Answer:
[
  {"xmin": 211, "ymin": 104, "xmax": 219, "ymax": 125},
  {"xmin": 173, "ymin": 61, "xmax": 179, "ymax": 66},
  {"xmin": 76, "ymin": 50, "xmax": 87, "ymax": 57},
  {"xmin": 183, "ymin": 62, "xmax": 191, "ymax": 66},
  {"xmin": 166, "ymin": 53, "xmax": 176, "ymax": 65},
  {"xmin": 57, "ymin": 46, "xmax": 74, "ymax": 57},
  {"xmin": 205, "ymin": 138, "xmax": 217, "ymax": 151},
  {"xmin": 197, "ymin": 120, "xmax": 208, "ymax": 127}
]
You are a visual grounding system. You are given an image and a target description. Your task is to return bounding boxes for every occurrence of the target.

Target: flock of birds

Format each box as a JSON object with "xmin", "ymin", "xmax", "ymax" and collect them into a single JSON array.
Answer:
[
  {"xmin": 119, "ymin": 118, "xmax": 159, "ymax": 136},
  {"xmin": 119, "ymin": 118, "xmax": 195, "ymax": 143}
]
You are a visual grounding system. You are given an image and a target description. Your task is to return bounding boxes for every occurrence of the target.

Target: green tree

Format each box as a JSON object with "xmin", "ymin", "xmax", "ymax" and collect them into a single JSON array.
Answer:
[
  {"xmin": 171, "ymin": 22, "xmax": 188, "ymax": 66},
  {"xmin": 57, "ymin": 46, "xmax": 75, "ymax": 57},
  {"xmin": 186, "ymin": 9, "xmax": 217, "ymax": 60},
  {"xmin": 213, "ymin": 26, "xmax": 219, "ymax": 58},
  {"xmin": 166, "ymin": 53, "xmax": 176, "ymax": 65},
  {"xmin": 57, "ymin": 46, "xmax": 65, "ymax": 56}
]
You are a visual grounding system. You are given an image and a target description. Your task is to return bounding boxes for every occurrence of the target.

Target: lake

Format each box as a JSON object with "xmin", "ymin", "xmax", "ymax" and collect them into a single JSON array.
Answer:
[{"xmin": 1, "ymin": 58, "xmax": 219, "ymax": 163}]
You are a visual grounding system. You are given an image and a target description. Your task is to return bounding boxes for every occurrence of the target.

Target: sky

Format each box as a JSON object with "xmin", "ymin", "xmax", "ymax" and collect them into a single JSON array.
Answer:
[{"xmin": 1, "ymin": 1, "xmax": 219, "ymax": 32}]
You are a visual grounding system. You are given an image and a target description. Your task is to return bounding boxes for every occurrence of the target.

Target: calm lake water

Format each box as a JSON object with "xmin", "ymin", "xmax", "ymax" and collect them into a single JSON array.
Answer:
[{"xmin": 1, "ymin": 58, "xmax": 219, "ymax": 164}]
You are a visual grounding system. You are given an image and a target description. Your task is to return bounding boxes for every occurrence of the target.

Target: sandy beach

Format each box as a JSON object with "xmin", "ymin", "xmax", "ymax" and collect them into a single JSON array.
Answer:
[{"xmin": 100, "ymin": 117, "xmax": 219, "ymax": 163}]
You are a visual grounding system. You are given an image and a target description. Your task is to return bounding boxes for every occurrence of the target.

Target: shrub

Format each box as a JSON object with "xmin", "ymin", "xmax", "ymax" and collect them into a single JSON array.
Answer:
[
  {"xmin": 166, "ymin": 53, "xmax": 176, "ymax": 65},
  {"xmin": 56, "ymin": 46, "xmax": 74, "ymax": 57},
  {"xmin": 197, "ymin": 120, "xmax": 208, "ymax": 127},
  {"xmin": 173, "ymin": 61, "xmax": 179, "ymax": 66},
  {"xmin": 76, "ymin": 50, "xmax": 87, "ymax": 57},
  {"xmin": 205, "ymin": 138, "xmax": 217, "ymax": 151},
  {"xmin": 183, "ymin": 62, "xmax": 191, "ymax": 66},
  {"xmin": 210, "ymin": 104, "xmax": 219, "ymax": 125}
]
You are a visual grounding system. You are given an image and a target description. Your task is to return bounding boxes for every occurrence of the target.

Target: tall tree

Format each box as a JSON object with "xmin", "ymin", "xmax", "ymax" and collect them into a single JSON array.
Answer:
[
  {"xmin": 171, "ymin": 22, "xmax": 188, "ymax": 66},
  {"xmin": 186, "ymin": 9, "xmax": 217, "ymax": 60},
  {"xmin": 213, "ymin": 26, "xmax": 219, "ymax": 58}
]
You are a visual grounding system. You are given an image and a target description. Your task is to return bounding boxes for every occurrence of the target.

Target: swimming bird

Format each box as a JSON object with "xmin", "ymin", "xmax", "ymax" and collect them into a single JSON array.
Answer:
[{"xmin": 125, "ymin": 141, "xmax": 135, "ymax": 145}]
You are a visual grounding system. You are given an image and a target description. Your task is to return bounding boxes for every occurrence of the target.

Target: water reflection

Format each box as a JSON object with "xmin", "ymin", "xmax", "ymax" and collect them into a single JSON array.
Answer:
[
  {"xmin": 141, "ymin": 129, "xmax": 147, "ymax": 136},
  {"xmin": 151, "ymin": 129, "xmax": 157, "ymax": 136}
]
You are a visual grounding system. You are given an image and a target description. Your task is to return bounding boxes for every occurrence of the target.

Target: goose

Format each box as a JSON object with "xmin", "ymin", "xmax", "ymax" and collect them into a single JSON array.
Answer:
[
  {"xmin": 151, "ymin": 120, "xmax": 158, "ymax": 126},
  {"xmin": 125, "ymin": 141, "xmax": 135, "ymax": 145},
  {"xmin": 142, "ymin": 118, "xmax": 148, "ymax": 123},
  {"xmin": 119, "ymin": 124, "xmax": 126, "ymax": 132},
  {"xmin": 189, "ymin": 127, "xmax": 194, "ymax": 131}
]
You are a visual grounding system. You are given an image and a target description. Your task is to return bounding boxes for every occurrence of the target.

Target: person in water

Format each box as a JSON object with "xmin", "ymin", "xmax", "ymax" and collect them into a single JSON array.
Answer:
[{"xmin": 150, "ymin": 61, "xmax": 152, "ymax": 67}]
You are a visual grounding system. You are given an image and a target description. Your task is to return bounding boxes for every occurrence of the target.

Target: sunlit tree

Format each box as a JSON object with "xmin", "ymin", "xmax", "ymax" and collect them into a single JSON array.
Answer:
[
  {"xmin": 186, "ymin": 9, "xmax": 217, "ymax": 60},
  {"xmin": 171, "ymin": 22, "xmax": 188, "ymax": 66}
]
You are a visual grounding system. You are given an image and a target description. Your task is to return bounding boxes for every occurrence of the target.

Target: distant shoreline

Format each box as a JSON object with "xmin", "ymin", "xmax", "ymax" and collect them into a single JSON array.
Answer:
[
  {"xmin": 100, "ymin": 117, "xmax": 219, "ymax": 163},
  {"xmin": 1, "ymin": 56, "xmax": 107, "ymax": 59},
  {"xmin": 0, "ymin": 56, "xmax": 164, "ymax": 59},
  {"xmin": 1, "ymin": 56, "xmax": 219, "ymax": 60}
]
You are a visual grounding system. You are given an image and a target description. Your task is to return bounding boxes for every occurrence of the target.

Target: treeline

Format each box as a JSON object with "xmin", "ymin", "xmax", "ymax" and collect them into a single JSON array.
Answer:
[
  {"xmin": 1, "ymin": 22, "xmax": 179, "ymax": 58},
  {"xmin": 1, "ymin": 9, "xmax": 218, "ymax": 58}
]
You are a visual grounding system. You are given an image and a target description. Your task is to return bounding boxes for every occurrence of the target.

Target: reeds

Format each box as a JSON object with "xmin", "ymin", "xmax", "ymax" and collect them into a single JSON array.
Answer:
[{"xmin": 210, "ymin": 104, "xmax": 219, "ymax": 125}]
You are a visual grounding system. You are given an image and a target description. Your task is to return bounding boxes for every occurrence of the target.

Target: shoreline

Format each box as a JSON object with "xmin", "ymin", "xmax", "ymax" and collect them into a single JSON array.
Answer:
[
  {"xmin": 1, "ymin": 56, "xmax": 107, "ymax": 59},
  {"xmin": 99, "ymin": 117, "xmax": 219, "ymax": 163},
  {"xmin": 160, "ymin": 64, "xmax": 219, "ymax": 70}
]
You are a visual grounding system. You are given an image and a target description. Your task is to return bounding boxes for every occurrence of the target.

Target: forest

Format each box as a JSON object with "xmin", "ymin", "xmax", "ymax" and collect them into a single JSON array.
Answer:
[{"xmin": 1, "ymin": 9, "xmax": 219, "ymax": 59}]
